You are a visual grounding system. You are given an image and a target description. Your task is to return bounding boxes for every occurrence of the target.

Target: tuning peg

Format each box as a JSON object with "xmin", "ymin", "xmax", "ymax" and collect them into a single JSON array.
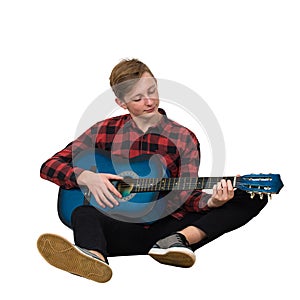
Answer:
[
  {"xmin": 268, "ymin": 193, "xmax": 272, "ymax": 200},
  {"xmin": 259, "ymin": 193, "xmax": 264, "ymax": 200},
  {"xmin": 250, "ymin": 192, "xmax": 255, "ymax": 199}
]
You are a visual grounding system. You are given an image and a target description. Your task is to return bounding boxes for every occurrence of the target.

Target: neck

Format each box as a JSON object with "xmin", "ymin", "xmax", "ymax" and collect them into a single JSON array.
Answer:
[
  {"xmin": 132, "ymin": 113, "xmax": 163, "ymax": 133},
  {"xmin": 120, "ymin": 176, "xmax": 237, "ymax": 194}
]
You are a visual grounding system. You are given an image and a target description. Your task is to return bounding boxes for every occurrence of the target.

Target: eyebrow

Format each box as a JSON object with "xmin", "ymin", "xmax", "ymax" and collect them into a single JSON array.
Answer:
[{"xmin": 130, "ymin": 84, "xmax": 157, "ymax": 100}]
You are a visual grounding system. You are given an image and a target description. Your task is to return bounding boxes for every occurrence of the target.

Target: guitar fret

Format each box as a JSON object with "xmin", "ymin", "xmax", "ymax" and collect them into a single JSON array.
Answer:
[
  {"xmin": 153, "ymin": 178, "xmax": 158, "ymax": 191},
  {"xmin": 170, "ymin": 178, "xmax": 174, "ymax": 190},
  {"xmin": 142, "ymin": 178, "xmax": 145, "ymax": 191},
  {"xmin": 193, "ymin": 177, "xmax": 197, "ymax": 189},
  {"xmin": 135, "ymin": 179, "xmax": 140, "ymax": 192},
  {"xmin": 161, "ymin": 178, "xmax": 166, "ymax": 191},
  {"xmin": 137, "ymin": 179, "xmax": 141, "ymax": 191},
  {"xmin": 142, "ymin": 178, "xmax": 147, "ymax": 191},
  {"xmin": 151, "ymin": 178, "xmax": 155, "ymax": 191},
  {"xmin": 175, "ymin": 178, "xmax": 179, "ymax": 190},
  {"xmin": 158, "ymin": 178, "xmax": 162, "ymax": 191}
]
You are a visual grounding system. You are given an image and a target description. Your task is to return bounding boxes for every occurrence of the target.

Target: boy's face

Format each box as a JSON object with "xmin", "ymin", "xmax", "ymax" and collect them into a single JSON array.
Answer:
[{"xmin": 116, "ymin": 72, "xmax": 160, "ymax": 119}]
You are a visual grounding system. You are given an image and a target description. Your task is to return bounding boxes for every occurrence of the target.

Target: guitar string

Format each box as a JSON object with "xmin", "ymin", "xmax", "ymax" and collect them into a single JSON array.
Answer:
[{"xmin": 117, "ymin": 177, "xmax": 235, "ymax": 191}]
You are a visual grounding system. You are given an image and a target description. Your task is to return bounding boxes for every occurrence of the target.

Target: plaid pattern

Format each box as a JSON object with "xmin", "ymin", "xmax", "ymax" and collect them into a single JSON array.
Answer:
[{"xmin": 40, "ymin": 109, "xmax": 210, "ymax": 219}]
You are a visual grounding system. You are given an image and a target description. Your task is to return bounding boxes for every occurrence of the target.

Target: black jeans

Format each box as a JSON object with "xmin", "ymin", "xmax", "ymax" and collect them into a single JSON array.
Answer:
[{"xmin": 71, "ymin": 189, "xmax": 268, "ymax": 259}]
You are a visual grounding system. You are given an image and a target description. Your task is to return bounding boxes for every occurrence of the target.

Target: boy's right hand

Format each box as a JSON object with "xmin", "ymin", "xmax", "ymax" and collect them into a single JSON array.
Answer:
[{"xmin": 77, "ymin": 170, "xmax": 123, "ymax": 208}]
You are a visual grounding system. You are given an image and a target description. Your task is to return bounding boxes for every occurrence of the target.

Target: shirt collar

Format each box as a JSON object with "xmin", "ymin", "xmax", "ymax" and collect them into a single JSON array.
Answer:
[{"xmin": 123, "ymin": 108, "xmax": 168, "ymax": 135}]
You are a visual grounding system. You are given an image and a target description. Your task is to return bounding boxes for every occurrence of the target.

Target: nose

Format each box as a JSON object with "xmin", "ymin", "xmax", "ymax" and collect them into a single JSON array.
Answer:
[{"xmin": 143, "ymin": 97, "xmax": 154, "ymax": 106}]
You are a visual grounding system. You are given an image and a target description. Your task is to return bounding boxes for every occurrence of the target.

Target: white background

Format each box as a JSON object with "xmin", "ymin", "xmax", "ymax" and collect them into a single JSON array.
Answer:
[{"xmin": 1, "ymin": 0, "xmax": 299, "ymax": 299}]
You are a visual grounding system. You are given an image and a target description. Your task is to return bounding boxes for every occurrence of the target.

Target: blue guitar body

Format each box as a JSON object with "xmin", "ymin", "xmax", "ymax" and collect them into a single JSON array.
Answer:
[{"xmin": 58, "ymin": 150, "xmax": 169, "ymax": 227}]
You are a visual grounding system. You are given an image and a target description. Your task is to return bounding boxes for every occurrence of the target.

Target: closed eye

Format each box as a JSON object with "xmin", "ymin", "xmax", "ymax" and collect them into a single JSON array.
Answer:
[{"xmin": 148, "ymin": 85, "xmax": 157, "ymax": 95}]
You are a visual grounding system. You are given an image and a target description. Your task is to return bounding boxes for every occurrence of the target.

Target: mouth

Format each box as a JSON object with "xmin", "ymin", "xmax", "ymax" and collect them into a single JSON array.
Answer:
[{"xmin": 144, "ymin": 107, "xmax": 156, "ymax": 113}]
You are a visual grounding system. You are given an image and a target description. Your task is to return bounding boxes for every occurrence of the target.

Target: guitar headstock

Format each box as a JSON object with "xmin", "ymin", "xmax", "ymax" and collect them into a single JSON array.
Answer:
[{"xmin": 236, "ymin": 173, "xmax": 284, "ymax": 199}]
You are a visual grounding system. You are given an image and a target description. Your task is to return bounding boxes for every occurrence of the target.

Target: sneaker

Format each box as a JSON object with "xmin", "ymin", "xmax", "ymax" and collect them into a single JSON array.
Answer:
[
  {"xmin": 37, "ymin": 233, "xmax": 112, "ymax": 283},
  {"xmin": 148, "ymin": 233, "xmax": 196, "ymax": 268}
]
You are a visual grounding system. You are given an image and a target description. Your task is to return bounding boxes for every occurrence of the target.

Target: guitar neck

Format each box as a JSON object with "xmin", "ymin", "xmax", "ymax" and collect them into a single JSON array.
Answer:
[{"xmin": 127, "ymin": 176, "xmax": 236, "ymax": 193}]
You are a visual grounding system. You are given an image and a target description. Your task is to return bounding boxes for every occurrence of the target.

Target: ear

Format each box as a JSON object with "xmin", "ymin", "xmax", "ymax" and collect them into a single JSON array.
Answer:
[{"xmin": 115, "ymin": 98, "xmax": 127, "ymax": 110}]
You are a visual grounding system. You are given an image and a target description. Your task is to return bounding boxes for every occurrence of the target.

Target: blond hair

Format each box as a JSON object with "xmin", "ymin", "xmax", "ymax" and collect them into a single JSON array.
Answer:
[{"xmin": 109, "ymin": 58, "xmax": 155, "ymax": 100}]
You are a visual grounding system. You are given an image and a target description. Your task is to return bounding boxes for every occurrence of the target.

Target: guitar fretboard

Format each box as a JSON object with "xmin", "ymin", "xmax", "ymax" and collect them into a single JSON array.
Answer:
[{"xmin": 121, "ymin": 176, "xmax": 236, "ymax": 193}]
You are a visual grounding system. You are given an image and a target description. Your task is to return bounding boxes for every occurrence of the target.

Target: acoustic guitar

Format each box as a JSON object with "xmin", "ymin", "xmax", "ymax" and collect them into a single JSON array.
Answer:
[{"xmin": 58, "ymin": 150, "xmax": 284, "ymax": 227}]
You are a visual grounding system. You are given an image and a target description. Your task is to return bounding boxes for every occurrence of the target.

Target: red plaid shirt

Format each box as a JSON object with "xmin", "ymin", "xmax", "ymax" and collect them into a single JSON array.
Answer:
[{"xmin": 40, "ymin": 109, "xmax": 210, "ymax": 220}]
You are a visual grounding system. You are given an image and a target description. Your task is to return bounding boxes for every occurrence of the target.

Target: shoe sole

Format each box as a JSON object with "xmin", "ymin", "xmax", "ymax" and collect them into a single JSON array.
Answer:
[
  {"xmin": 148, "ymin": 247, "xmax": 196, "ymax": 268},
  {"xmin": 37, "ymin": 233, "xmax": 112, "ymax": 283}
]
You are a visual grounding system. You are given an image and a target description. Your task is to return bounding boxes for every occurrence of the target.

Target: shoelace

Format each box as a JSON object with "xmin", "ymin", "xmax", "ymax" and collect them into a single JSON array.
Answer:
[{"xmin": 175, "ymin": 233, "xmax": 190, "ymax": 247}]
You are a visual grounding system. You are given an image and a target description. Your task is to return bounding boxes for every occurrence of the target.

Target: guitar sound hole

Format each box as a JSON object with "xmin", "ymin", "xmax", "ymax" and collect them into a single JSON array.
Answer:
[{"xmin": 116, "ymin": 177, "xmax": 134, "ymax": 197}]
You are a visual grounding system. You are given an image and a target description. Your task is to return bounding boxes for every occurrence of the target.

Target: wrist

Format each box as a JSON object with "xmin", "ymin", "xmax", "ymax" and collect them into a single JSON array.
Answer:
[
  {"xmin": 77, "ymin": 170, "xmax": 92, "ymax": 186},
  {"xmin": 207, "ymin": 197, "xmax": 214, "ymax": 208},
  {"xmin": 207, "ymin": 197, "xmax": 220, "ymax": 208}
]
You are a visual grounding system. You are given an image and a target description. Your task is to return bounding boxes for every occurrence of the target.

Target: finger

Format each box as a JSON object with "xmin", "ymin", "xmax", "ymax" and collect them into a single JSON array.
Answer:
[
  {"xmin": 103, "ymin": 185, "xmax": 121, "ymax": 206},
  {"xmin": 212, "ymin": 184, "xmax": 217, "ymax": 197},
  {"xmin": 220, "ymin": 179, "xmax": 227, "ymax": 189},
  {"xmin": 227, "ymin": 179, "xmax": 234, "ymax": 197},
  {"xmin": 107, "ymin": 182, "xmax": 122, "ymax": 199},
  {"xmin": 101, "ymin": 190, "xmax": 118, "ymax": 208},
  {"xmin": 217, "ymin": 181, "xmax": 223, "ymax": 194},
  {"xmin": 92, "ymin": 189, "xmax": 107, "ymax": 208},
  {"xmin": 220, "ymin": 179, "xmax": 228, "ymax": 198},
  {"xmin": 94, "ymin": 185, "xmax": 119, "ymax": 208},
  {"xmin": 102, "ymin": 174, "xmax": 123, "ymax": 199},
  {"xmin": 92, "ymin": 185, "xmax": 117, "ymax": 209},
  {"xmin": 106, "ymin": 174, "xmax": 124, "ymax": 181},
  {"xmin": 227, "ymin": 179, "xmax": 233, "ymax": 190}
]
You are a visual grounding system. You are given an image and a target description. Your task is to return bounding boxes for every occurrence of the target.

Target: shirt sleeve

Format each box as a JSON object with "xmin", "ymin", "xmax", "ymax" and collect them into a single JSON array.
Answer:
[{"xmin": 40, "ymin": 124, "xmax": 98, "ymax": 189}]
